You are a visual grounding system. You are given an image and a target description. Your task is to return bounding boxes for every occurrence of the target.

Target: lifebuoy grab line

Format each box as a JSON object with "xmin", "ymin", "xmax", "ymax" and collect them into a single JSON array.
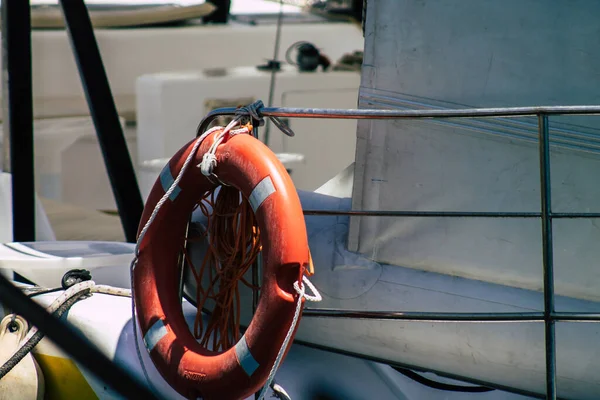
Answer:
[{"xmin": 129, "ymin": 116, "xmax": 322, "ymax": 400}]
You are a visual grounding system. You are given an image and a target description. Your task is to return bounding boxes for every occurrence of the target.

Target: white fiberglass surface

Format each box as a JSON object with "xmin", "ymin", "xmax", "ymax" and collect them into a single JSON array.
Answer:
[{"xmin": 10, "ymin": 241, "xmax": 134, "ymax": 259}]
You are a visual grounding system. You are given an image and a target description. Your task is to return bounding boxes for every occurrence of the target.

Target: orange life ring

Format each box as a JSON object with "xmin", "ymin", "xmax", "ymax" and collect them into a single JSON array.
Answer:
[{"xmin": 132, "ymin": 126, "xmax": 310, "ymax": 400}]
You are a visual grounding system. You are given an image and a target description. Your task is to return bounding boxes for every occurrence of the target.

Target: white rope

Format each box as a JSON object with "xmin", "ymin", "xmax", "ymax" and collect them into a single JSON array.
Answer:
[
  {"xmin": 199, "ymin": 117, "xmax": 244, "ymax": 177},
  {"xmin": 92, "ymin": 284, "xmax": 132, "ymax": 298},
  {"xmin": 19, "ymin": 281, "xmax": 95, "ymax": 345},
  {"xmin": 134, "ymin": 118, "xmax": 244, "ymax": 256},
  {"xmin": 134, "ymin": 125, "xmax": 222, "ymax": 257},
  {"xmin": 4, "ymin": 281, "xmax": 129, "ymax": 360},
  {"xmin": 257, "ymin": 275, "xmax": 322, "ymax": 400},
  {"xmin": 272, "ymin": 383, "xmax": 292, "ymax": 400}
]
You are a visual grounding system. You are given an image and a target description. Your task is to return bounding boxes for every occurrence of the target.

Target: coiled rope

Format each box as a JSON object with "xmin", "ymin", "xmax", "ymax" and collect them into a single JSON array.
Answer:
[{"xmin": 186, "ymin": 185, "xmax": 262, "ymax": 351}]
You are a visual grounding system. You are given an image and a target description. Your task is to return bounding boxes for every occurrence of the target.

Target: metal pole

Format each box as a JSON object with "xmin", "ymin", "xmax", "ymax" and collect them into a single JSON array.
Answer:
[
  {"xmin": 302, "ymin": 309, "xmax": 544, "ymax": 321},
  {"xmin": 251, "ymin": 123, "xmax": 260, "ymax": 314},
  {"xmin": 58, "ymin": 0, "xmax": 143, "ymax": 243},
  {"xmin": 0, "ymin": 1, "xmax": 10, "ymax": 173},
  {"xmin": 2, "ymin": 0, "xmax": 36, "ymax": 242},
  {"xmin": 301, "ymin": 308, "xmax": 600, "ymax": 323},
  {"xmin": 303, "ymin": 210, "xmax": 542, "ymax": 218},
  {"xmin": 262, "ymin": 0, "xmax": 285, "ymax": 147},
  {"xmin": 0, "ymin": 13, "xmax": 7, "ymax": 174},
  {"xmin": 251, "ymin": 122, "xmax": 261, "ymax": 400},
  {"xmin": 302, "ymin": 209, "xmax": 600, "ymax": 219},
  {"xmin": 196, "ymin": 104, "xmax": 600, "ymax": 135},
  {"xmin": 538, "ymin": 113, "xmax": 556, "ymax": 399}
]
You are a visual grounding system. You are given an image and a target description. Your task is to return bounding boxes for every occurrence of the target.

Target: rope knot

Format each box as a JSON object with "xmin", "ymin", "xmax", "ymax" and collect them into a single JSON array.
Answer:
[
  {"xmin": 199, "ymin": 152, "xmax": 218, "ymax": 177},
  {"xmin": 293, "ymin": 276, "xmax": 322, "ymax": 302},
  {"xmin": 236, "ymin": 100, "xmax": 265, "ymax": 126},
  {"xmin": 61, "ymin": 269, "xmax": 92, "ymax": 290},
  {"xmin": 236, "ymin": 100, "xmax": 296, "ymax": 138}
]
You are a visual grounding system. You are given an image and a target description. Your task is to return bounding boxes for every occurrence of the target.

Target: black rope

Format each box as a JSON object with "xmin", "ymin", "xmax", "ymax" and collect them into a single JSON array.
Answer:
[
  {"xmin": 236, "ymin": 100, "xmax": 264, "ymax": 126},
  {"xmin": 25, "ymin": 269, "xmax": 93, "ymax": 298},
  {"xmin": 0, "ymin": 289, "xmax": 90, "ymax": 379},
  {"xmin": 393, "ymin": 367, "xmax": 494, "ymax": 393},
  {"xmin": 235, "ymin": 100, "xmax": 295, "ymax": 137},
  {"xmin": 61, "ymin": 269, "xmax": 92, "ymax": 289},
  {"xmin": 26, "ymin": 287, "xmax": 63, "ymax": 298}
]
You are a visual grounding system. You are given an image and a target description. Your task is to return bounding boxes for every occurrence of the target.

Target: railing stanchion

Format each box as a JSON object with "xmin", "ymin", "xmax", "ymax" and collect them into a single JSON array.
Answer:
[{"xmin": 538, "ymin": 113, "xmax": 557, "ymax": 399}]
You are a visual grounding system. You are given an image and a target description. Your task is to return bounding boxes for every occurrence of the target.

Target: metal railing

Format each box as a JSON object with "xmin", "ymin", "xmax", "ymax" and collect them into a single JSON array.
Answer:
[{"xmin": 199, "ymin": 103, "xmax": 600, "ymax": 400}]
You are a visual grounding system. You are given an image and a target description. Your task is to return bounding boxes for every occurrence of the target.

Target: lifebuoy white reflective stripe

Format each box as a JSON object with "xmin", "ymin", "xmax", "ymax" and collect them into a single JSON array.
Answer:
[
  {"xmin": 248, "ymin": 176, "xmax": 276, "ymax": 212},
  {"xmin": 159, "ymin": 164, "xmax": 182, "ymax": 201},
  {"xmin": 143, "ymin": 319, "xmax": 169, "ymax": 352},
  {"xmin": 234, "ymin": 335, "xmax": 260, "ymax": 377}
]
